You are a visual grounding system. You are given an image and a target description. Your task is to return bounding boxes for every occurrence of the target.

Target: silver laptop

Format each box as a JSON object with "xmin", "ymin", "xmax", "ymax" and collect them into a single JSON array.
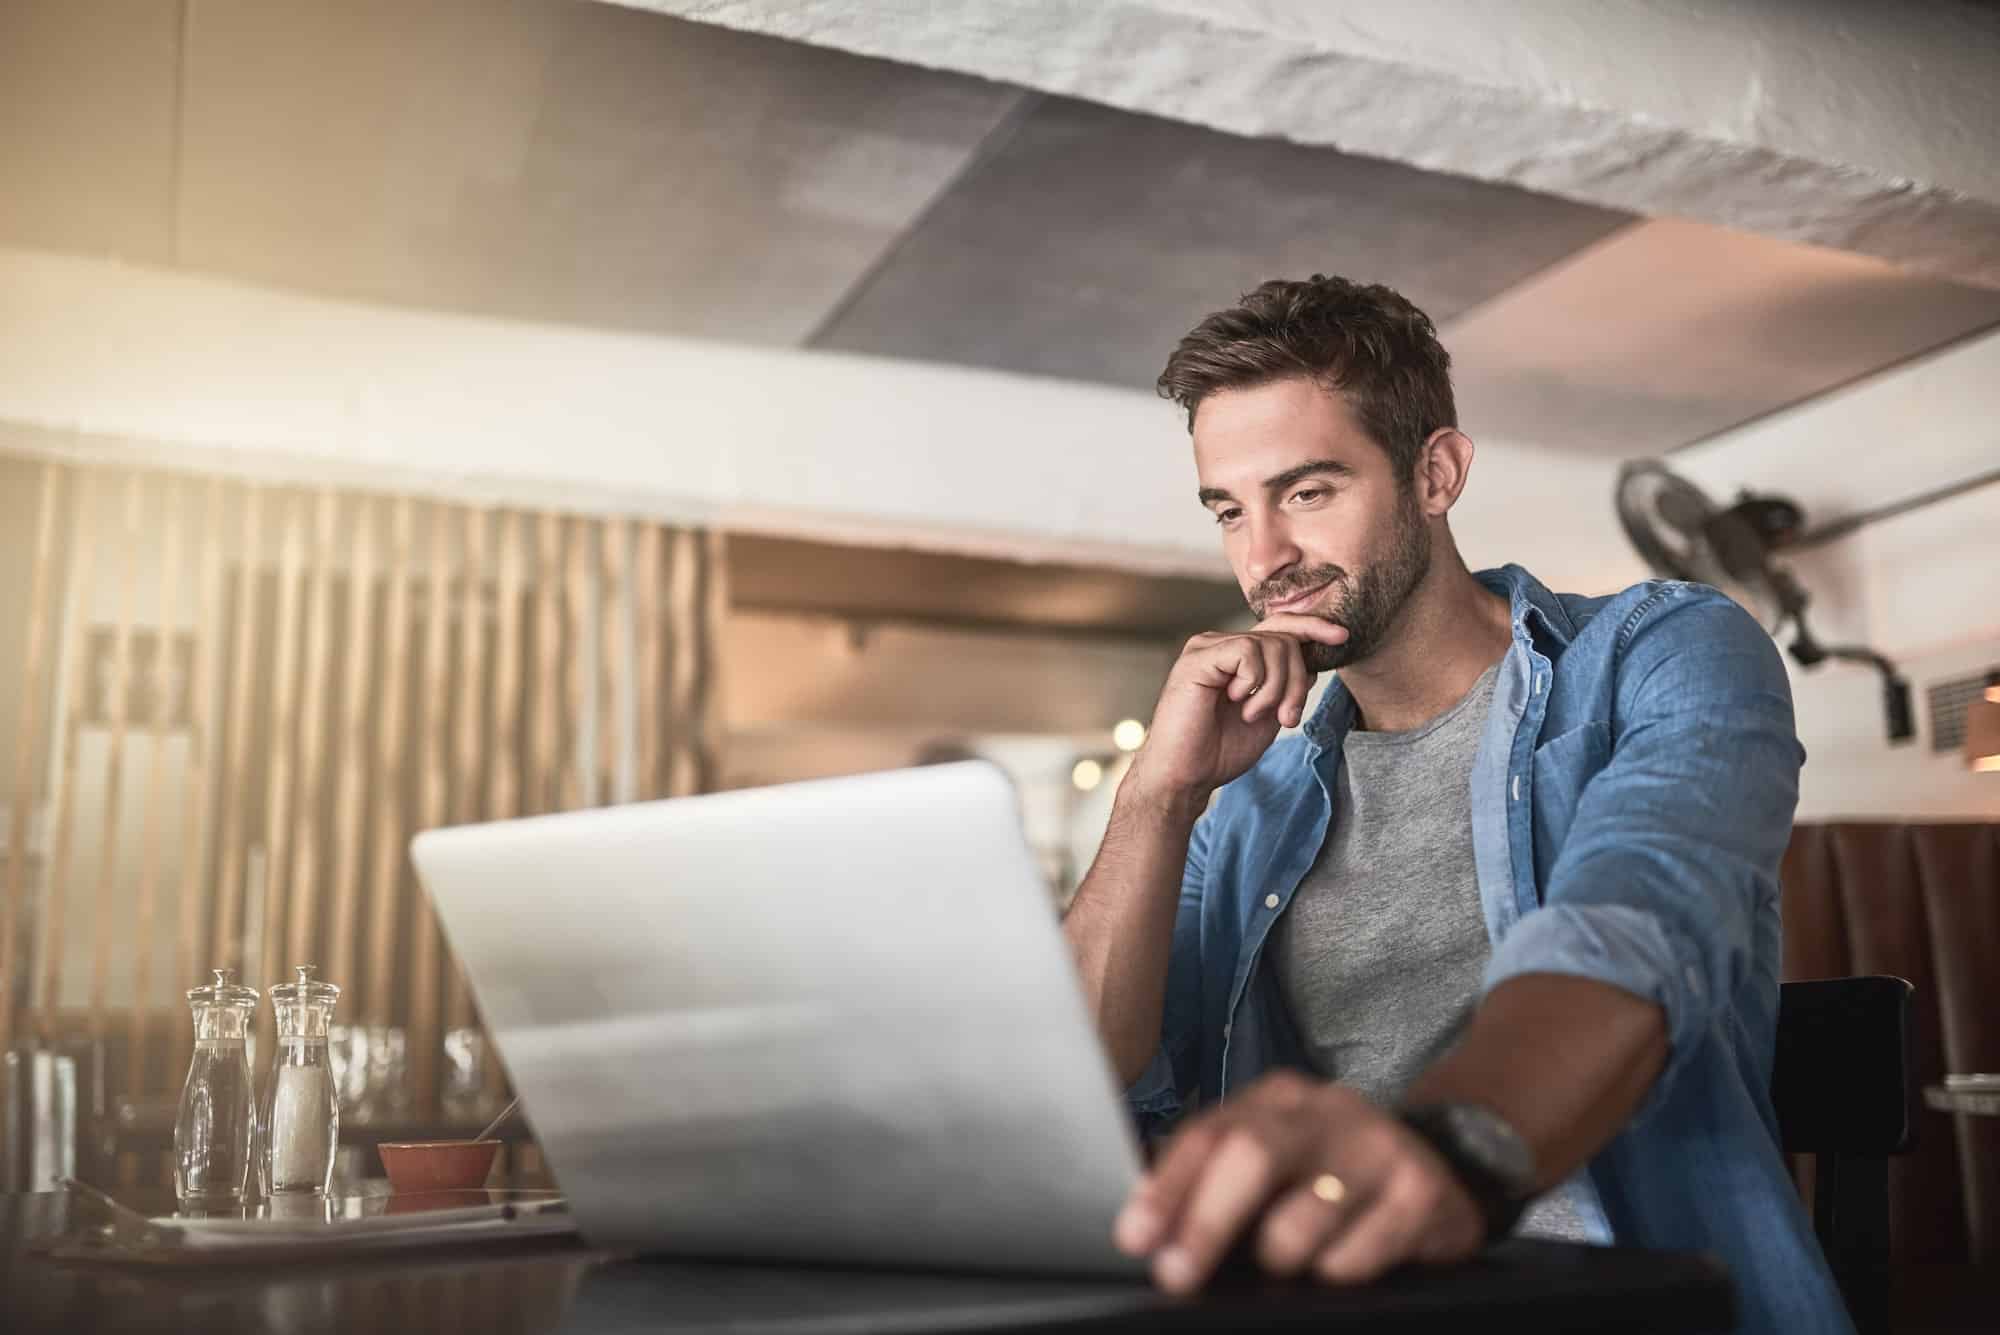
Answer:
[{"xmin": 409, "ymin": 761, "xmax": 1146, "ymax": 1276}]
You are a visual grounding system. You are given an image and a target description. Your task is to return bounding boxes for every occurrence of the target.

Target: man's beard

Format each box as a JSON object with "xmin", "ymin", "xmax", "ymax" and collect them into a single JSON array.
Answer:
[{"xmin": 1248, "ymin": 493, "xmax": 1432, "ymax": 672}]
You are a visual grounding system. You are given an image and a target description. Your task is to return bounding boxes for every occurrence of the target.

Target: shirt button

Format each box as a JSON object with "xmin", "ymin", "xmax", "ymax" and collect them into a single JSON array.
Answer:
[
  {"xmin": 1222, "ymin": 1023, "xmax": 1232, "ymax": 1040},
  {"xmin": 1264, "ymin": 893, "xmax": 1280, "ymax": 909}
]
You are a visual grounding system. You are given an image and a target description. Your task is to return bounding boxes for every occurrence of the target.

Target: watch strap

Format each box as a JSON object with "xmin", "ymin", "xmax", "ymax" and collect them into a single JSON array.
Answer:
[{"xmin": 1398, "ymin": 1104, "xmax": 1532, "ymax": 1245}]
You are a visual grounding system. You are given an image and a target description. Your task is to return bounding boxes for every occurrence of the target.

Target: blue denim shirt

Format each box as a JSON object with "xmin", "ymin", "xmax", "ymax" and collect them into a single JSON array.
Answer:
[{"xmin": 1126, "ymin": 565, "xmax": 1851, "ymax": 1335}]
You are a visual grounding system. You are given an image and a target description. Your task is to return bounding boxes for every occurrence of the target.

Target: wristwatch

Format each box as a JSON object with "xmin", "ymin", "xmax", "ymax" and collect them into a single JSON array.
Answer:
[{"xmin": 1398, "ymin": 1103, "xmax": 1538, "ymax": 1245}]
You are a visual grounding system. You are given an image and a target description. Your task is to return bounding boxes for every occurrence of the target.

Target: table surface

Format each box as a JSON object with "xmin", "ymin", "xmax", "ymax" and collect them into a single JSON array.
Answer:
[{"xmin": 0, "ymin": 1189, "xmax": 1735, "ymax": 1335}]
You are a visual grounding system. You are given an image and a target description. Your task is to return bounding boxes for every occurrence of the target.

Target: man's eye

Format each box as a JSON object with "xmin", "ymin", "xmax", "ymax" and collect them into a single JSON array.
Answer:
[
  {"xmin": 1290, "ymin": 487, "xmax": 1326, "ymax": 504},
  {"xmin": 1212, "ymin": 509, "xmax": 1242, "ymax": 526}
]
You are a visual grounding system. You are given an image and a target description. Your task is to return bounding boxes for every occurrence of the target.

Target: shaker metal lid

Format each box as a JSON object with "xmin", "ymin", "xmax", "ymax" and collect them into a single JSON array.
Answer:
[
  {"xmin": 269, "ymin": 963, "xmax": 341, "ymax": 1002},
  {"xmin": 186, "ymin": 967, "xmax": 260, "ymax": 1006}
]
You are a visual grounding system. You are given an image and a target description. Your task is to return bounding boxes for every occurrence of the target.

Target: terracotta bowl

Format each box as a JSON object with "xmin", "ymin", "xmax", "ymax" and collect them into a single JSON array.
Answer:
[{"xmin": 377, "ymin": 1139, "xmax": 500, "ymax": 1193}]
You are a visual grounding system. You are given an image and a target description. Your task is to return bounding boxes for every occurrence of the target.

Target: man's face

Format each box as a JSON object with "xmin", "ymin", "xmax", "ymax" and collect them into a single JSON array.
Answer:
[{"xmin": 1193, "ymin": 377, "xmax": 1431, "ymax": 672}]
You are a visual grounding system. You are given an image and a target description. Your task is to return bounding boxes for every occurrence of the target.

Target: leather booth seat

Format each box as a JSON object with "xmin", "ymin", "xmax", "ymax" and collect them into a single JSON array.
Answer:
[{"xmin": 1780, "ymin": 822, "xmax": 1999, "ymax": 1266}]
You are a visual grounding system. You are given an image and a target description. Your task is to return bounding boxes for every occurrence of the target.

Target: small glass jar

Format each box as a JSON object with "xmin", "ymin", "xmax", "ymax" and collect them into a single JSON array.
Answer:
[
  {"xmin": 173, "ymin": 969, "xmax": 259, "ymax": 1205},
  {"xmin": 256, "ymin": 965, "xmax": 342, "ymax": 1196}
]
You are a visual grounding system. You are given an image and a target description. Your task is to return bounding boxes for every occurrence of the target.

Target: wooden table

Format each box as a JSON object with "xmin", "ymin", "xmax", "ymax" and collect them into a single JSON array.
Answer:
[{"xmin": 0, "ymin": 1190, "xmax": 1736, "ymax": 1334}]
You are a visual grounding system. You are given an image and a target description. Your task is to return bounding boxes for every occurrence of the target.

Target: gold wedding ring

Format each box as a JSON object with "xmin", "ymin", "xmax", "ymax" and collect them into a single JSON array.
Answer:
[{"xmin": 1311, "ymin": 1173, "xmax": 1348, "ymax": 1206}]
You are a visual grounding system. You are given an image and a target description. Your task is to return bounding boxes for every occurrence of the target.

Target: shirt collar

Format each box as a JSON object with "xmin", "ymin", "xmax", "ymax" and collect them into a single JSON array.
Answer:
[
  {"xmin": 1302, "ymin": 564, "xmax": 1572, "ymax": 750},
  {"xmin": 1485, "ymin": 562, "xmax": 1576, "ymax": 650}
]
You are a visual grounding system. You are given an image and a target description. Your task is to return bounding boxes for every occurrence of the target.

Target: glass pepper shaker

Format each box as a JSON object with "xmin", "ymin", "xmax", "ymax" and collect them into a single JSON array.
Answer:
[
  {"xmin": 257, "ymin": 965, "xmax": 342, "ymax": 1196},
  {"xmin": 173, "ymin": 968, "xmax": 259, "ymax": 1205}
]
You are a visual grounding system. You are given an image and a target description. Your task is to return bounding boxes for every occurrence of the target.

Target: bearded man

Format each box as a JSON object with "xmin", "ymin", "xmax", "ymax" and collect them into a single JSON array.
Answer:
[{"xmin": 1060, "ymin": 276, "xmax": 1851, "ymax": 1335}]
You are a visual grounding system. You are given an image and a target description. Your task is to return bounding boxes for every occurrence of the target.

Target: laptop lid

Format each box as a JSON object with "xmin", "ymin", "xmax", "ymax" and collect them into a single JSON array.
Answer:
[{"xmin": 410, "ymin": 761, "xmax": 1145, "ymax": 1276}]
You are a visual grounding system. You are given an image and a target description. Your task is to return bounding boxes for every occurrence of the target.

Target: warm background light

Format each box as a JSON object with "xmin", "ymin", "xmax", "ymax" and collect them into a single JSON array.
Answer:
[
  {"xmin": 1070, "ymin": 759, "xmax": 1104, "ymax": 792},
  {"xmin": 1112, "ymin": 719, "xmax": 1147, "ymax": 752},
  {"xmin": 1965, "ymin": 696, "xmax": 2000, "ymax": 773}
]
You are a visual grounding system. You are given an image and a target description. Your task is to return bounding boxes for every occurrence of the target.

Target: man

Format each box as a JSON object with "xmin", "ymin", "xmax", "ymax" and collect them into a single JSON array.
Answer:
[{"xmin": 1060, "ymin": 276, "xmax": 1850, "ymax": 1334}]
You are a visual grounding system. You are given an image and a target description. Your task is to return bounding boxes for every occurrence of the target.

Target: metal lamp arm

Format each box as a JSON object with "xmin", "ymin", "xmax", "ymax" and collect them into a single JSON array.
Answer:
[{"xmin": 1783, "ymin": 608, "xmax": 1914, "ymax": 744}]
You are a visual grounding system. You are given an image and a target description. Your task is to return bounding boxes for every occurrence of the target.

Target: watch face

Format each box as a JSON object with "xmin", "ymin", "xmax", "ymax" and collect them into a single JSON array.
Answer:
[{"xmin": 1443, "ymin": 1104, "xmax": 1536, "ymax": 1195}]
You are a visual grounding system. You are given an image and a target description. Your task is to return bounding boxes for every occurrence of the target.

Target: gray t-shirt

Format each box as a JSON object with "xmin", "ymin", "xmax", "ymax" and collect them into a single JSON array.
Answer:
[{"xmin": 1271, "ymin": 663, "xmax": 1596, "ymax": 1242}]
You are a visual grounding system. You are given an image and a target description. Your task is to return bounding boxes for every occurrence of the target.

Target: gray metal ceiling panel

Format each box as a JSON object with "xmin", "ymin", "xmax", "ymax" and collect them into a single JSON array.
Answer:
[{"xmin": 810, "ymin": 96, "xmax": 1635, "ymax": 391}]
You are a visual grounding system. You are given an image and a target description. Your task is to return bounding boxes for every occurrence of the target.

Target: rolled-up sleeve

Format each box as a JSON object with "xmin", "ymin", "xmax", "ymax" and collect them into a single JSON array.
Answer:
[
  {"xmin": 1482, "ymin": 588, "xmax": 1804, "ymax": 1114},
  {"xmin": 1124, "ymin": 812, "xmax": 1212, "ymax": 1140}
]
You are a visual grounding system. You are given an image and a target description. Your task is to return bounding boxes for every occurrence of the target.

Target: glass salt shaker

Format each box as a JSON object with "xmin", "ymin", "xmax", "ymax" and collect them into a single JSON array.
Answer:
[
  {"xmin": 257, "ymin": 965, "xmax": 342, "ymax": 1196},
  {"xmin": 173, "ymin": 968, "xmax": 259, "ymax": 1205}
]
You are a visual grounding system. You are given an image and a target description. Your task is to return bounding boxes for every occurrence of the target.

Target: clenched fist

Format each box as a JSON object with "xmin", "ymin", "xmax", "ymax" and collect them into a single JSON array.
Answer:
[{"xmin": 1126, "ymin": 614, "xmax": 1349, "ymax": 804}]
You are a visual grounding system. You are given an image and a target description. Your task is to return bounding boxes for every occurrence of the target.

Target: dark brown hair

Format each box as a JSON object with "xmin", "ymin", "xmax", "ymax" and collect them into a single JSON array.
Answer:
[{"xmin": 1156, "ymin": 275, "xmax": 1455, "ymax": 480}]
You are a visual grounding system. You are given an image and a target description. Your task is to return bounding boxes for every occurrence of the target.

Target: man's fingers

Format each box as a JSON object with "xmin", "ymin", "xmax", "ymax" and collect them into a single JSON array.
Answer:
[
  {"xmin": 1280, "ymin": 644, "xmax": 1313, "ymax": 728},
  {"xmin": 1252, "ymin": 613, "xmax": 1349, "ymax": 646},
  {"xmin": 1265, "ymin": 636, "xmax": 1310, "ymax": 728},
  {"xmin": 1115, "ymin": 1077, "xmax": 1480, "ymax": 1297},
  {"xmin": 1221, "ymin": 640, "xmax": 1265, "ymax": 703},
  {"xmin": 1242, "ymin": 638, "xmax": 1292, "ymax": 722},
  {"xmin": 1154, "ymin": 1128, "xmax": 1291, "ymax": 1294},
  {"xmin": 1254, "ymin": 1175, "xmax": 1361, "ymax": 1277},
  {"xmin": 1311, "ymin": 1162, "xmax": 1439, "ymax": 1285},
  {"xmin": 1180, "ymin": 622, "xmax": 1337, "ymax": 713},
  {"xmin": 1116, "ymin": 1117, "xmax": 1226, "ymax": 1255}
]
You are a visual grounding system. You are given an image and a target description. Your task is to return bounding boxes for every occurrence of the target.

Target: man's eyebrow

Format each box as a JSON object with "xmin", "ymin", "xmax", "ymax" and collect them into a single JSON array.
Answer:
[
  {"xmin": 1264, "ymin": 459, "xmax": 1352, "ymax": 492},
  {"xmin": 1197, "ymin": 458, "xmax": 1352, "ymax": 507}
]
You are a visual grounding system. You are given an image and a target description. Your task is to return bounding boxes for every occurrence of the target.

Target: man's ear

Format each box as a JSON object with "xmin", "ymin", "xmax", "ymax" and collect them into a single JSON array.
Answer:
[{"xmin": 1414, "ymin": 428, "xmax": 1474, "ymax": 517}]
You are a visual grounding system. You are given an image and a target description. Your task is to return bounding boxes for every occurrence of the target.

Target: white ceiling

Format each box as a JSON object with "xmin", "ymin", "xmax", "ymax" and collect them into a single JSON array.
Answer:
[
  {"xmin": 3, "ymin": 0, "xmax": 1995, "ymax": 466},
  {"xmin": 1445, "ymin": 219, "xmax": 2000, "ymax": 454}
]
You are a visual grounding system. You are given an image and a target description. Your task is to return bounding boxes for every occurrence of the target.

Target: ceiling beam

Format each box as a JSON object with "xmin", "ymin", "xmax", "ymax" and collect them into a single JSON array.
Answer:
[
  {"xmin": 0, "ymin": 244, "xmax": 1217, "ymax": 576},
  {"xmin": 0, "ymin": 244, "xmax": 1640, "ymax": 593},
  {"xmin": 606, "ymin": 0, "xmax": 2000, "ymax": 291}
]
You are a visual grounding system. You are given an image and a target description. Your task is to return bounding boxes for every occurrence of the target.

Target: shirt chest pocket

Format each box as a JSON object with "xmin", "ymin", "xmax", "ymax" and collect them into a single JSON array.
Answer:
[{"xmin": 1529, "ymin": 720, "xmax": 1612, "ymax": 885}]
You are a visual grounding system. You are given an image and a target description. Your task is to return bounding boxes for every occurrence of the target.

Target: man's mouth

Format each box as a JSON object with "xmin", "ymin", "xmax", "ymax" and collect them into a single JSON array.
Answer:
[{"xmin": 1260, "ymin": 580, "xmax": 1334, "ymax": 616}]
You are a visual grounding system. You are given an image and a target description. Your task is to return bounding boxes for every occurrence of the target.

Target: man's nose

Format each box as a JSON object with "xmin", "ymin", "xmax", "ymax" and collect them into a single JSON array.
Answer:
[{"xmin": 1243, "ymin": 518, "xmax": 1302, "ymax": 586}]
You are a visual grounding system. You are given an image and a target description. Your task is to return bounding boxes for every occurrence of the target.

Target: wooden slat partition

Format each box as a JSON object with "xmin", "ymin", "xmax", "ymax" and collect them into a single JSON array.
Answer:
[
  {"xmin": 86, "ymin": 474, "xmax": 145, "ymax": 1040},
  {"xmin": 463, "ymin": 509, "xmax": 525, "ymax": 1046},
  {"xmin": 1, "ymin": 464, "xmax": 63, "ymax": 1050},
  {"xmin": 561, "ymin": 519, "xmax": 591, "ymax": 811},
  {"xmin": 488, "ymin": 511, "xmax": 526, "ymax": 823},
  {"xmin": 633, "ymin": 521, "xmax": 664, "ymax": 801},
  {"xmin": 256, "ymin": 494, "xmax": 310, "ymax": 1001},
  {"xmin": 363, "ymin": 498, "xmax": 416, "ymax": 1025},
  {"xmin": 325, "ymin": 497, "xmax": 380, "ymax": 995},
  {"xmin": 408, "ymin": 505, "xmax": 454, "ymax": 1105},
  {"xmin": 284, "ymin": 489, "xmax": 339, "ymax": 974},
  {"xmin": 36, "ymin": 468, "xmax": 98, "ymax": 1027},
  {"xmin": 172, "ymin": 477, "xmax": 226, "ymax": 1048},
  {"xmin": 597, "ymin": 517, "xmax": 627, "ymax": 805},
  {"xmin": 212, "ymin": 486, "xmax": 265, "ymax": 972},
  {"xmin": 476, "ymin": 506, "xmax": 527, "ymax": 1099},
  {"xmin": 253, "ymin": 492, "xmax": 310, "ymax": 1064},
  {"xmin": 666, "ymin": 528, "xmax": 702, "ymax": 797},
  {"xmin": 529, "ymin": 512, "xmax": 564, "ymax": 819},
  {"xmin": 450, "ymin": 508, "xmax": 490, "ymax": 833},
  {"xmin": 3, "ymin": 458, "xmax": 729, "ymax": 1148},
  {"xmin": 444, "ymin": 509, "xmax": 491, "ymax": 1034},
  {"xmin": 125, "ymin": 474, "xmax": 187, "ymax": 1093},
  {"xmin": 701, "ymin": 529, "xmax": 730, "ymax": 792},
  {"xmin": 477, "ymin": 507, "xmax": 526, "ymax": 1076}
]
